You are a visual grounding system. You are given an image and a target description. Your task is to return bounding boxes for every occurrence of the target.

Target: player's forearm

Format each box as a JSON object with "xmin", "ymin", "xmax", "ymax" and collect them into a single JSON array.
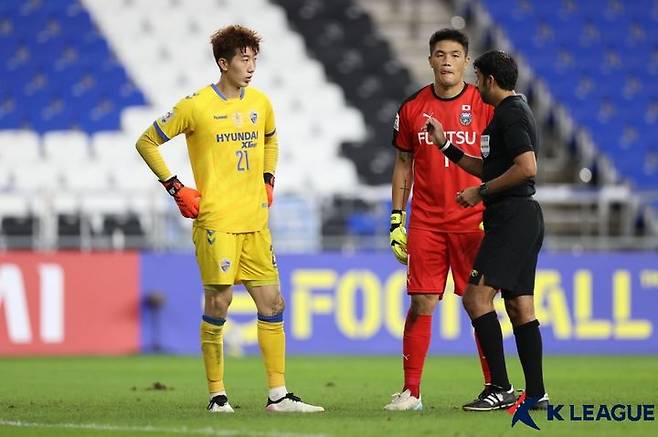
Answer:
[
  {"xmin": 435, "ymin": 139, "xmax": 483, "ymax": 178},
  {"xmin": 136, "ymin": 127, "xmax": 173, "ymax": 181},
  {"xmin": 263, "ymin": 135, "xmax": 279, "ymax": 175},
  {"xmin": 391, "ymin": 153, "xmax": 413, "ymax": 210}
]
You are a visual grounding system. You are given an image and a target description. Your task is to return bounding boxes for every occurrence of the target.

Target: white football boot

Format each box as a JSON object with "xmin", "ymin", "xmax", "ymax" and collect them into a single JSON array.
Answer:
[
  {"xmin": 207, "ymin": 394, "xmax": 235, "ymax": 413},
  {"xmin": 384, "ymin": 389, "xmax": 423, "ymax": 411},
  {"xmin": 265, "ymin": 393, "xmax": 325, "ymax": 413}
]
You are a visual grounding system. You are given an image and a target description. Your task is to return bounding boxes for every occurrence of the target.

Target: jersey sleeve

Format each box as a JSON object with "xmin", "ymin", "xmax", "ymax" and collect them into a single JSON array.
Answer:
[
  {"xmin": 264, "ymin": 96, "xmax": 276, "ymax": 138},
  {"xmin": 152, "ymin": 95, "xmax": 196, "ymax": 142},
  {"xmin": 503, "ymin": 115, "xmax": 534, "ymax": 158},
  {"xmin": 263, "ymin": 96, "xmax": 278, "ymax": 175},
  {"xmin": 392, "ymin": 105, "xmax": 413, "ymax": 152},
  {"xmin": 135, "ymin": 126, "xmax": 173, "ymax": 181}
]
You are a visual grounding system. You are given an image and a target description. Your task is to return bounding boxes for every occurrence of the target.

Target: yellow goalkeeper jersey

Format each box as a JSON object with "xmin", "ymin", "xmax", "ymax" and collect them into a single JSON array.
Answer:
[{"xmin": 153, "ymin": 84, "xmax": 277, "ymax": 233}]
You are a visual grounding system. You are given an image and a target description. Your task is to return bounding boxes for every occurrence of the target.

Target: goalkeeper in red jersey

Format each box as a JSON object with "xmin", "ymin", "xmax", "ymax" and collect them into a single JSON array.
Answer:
[{"xmin": 385, "ymin": 29, "xmax": 498, "ymax": 411}]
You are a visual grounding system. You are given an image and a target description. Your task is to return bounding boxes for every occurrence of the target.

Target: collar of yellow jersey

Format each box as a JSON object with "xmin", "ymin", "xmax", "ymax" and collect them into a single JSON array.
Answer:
[{"xmin": 211, "ymin": 84, "xmax": 245, "ymax": 101}]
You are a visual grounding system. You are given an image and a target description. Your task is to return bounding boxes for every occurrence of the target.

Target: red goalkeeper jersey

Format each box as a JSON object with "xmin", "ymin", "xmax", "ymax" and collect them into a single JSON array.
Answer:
[{"xmin": 393, "ymin": 83, "xmax": 494, "ymax": 233}]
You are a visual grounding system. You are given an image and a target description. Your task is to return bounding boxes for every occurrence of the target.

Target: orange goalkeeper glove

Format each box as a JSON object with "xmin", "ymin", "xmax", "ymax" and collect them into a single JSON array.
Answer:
[
  {"xmin": 160, "ymin": 176, "xmax": 201, "ymax": 219},
  {"xmin": 264, "ymin": 173, "xmax": 275, "ymax": 207}
]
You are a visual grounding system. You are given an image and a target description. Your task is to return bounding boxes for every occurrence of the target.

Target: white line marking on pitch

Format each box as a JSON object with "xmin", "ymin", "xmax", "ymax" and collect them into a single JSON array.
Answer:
[{"xmin": 0, "ymin": 420, "xmax": 329, "ymax": 437}]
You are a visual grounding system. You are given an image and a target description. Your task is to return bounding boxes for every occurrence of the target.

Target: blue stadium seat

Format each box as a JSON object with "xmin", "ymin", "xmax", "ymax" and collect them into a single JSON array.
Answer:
[
  {"xmin": 482, "ymin": 0, "xmax": 658, "ymax": 190},
  {"xmin": 0, "ymin": 0, "xmax": 145, "ymax": 133}
]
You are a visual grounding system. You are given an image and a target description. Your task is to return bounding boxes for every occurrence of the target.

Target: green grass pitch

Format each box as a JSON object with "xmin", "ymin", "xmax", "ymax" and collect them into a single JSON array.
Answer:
[{"xmin": 0, "ymin": 355, "xmax": 656, "ymax": 436}]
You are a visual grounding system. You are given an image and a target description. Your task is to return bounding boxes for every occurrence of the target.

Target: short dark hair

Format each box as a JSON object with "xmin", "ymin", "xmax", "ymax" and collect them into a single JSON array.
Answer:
[
  {"xmin": 473, "ymin": 50, "xmax": 518, "ymax": 90},
  {"xmin": 210, "ymin": 25, "xmax": 261, "ymax": 64},
  {"xmin": 429, "ymin": 28, "xmax": 469, "ymax": 55}
]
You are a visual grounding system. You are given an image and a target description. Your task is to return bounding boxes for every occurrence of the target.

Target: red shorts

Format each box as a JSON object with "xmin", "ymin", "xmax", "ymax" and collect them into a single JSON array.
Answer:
[{"xmin": 407, "ymin": 228, "xmax": 483, "ymax": 297}]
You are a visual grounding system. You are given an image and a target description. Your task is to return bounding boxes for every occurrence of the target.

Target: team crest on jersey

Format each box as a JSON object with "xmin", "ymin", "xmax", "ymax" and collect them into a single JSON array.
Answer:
[
  {"xmin": 160, "ymin": 111, "xmax": 174, "ymax": 124},
  {"xmin": 480, "ymin": 135, "xmax": 490, "ymax": 158},
  {"xmin": 250, "ymin": 111, "xmax": 258, "ymax": 124},
  {"xmin": 233, "ymin": 112, "xmax": 243, "ymax": 128},
  {"xmin": 459, "ymin": 104, "xmax": 472, "ymax": 126},
  {"xmin": 220, "ymin": 258, "xmax": 231, "ymax": 273},
  {"xmin": 459, "ymin": 111, "xmax": 472, "ymax": 126}
]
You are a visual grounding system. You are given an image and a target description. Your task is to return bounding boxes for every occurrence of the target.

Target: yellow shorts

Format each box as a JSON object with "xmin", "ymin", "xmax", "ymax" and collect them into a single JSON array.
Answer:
[{"xmin": 192, "ymin": 226, "xmax": 279, "ymax": 287}]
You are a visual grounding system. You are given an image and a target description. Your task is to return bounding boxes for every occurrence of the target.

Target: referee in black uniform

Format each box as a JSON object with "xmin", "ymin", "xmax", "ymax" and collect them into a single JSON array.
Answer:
[{"xmin": 425, "ymin": 50, "xmax": 547, "ymax": 412}]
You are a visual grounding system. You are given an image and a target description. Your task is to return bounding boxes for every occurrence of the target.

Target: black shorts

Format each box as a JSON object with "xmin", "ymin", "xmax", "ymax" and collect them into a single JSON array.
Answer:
[{"xmin": 469, "ymin": 198, "xmax": 544, "ymax": 298}]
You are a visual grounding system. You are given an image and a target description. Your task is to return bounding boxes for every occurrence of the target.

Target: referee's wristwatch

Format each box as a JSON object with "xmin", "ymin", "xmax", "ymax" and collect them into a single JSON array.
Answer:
[{"xmin": 478, "ymin": 182, "xmax": 489, "ymax": 200}]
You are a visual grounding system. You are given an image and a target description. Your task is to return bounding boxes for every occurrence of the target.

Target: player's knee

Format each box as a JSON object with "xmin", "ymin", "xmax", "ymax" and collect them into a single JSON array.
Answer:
[
  {"xmin": 204, "ymin": 286, "xmax": 232, "ymax": 317},
  {"xmin": 260, "ymin": 293, "xmax": 284, "ymax": 316},
  {"xmin": 505, "ymin": 302, "xmax": 519, "ymax": 323},
  {"xmin": 505, "ymin": 296, "xmax": 534, "ymax": 327},
  {"xmin": 409, "ymin": 295, "xmax": 436, "ymax": 315},
  {"xmin": 272, "ymin": 293, "xmax": 285, "ymax": 315},
  {"xmin": 462, "ymin": 288, "xmax": 491, "ymax": 318},
  {"xmin": 462, "ymin": 290, "xmax": 477, "ymax": 314},
  {"xmin": 509, "ymin": 312, "xmax": 535, "ymax": 328}
]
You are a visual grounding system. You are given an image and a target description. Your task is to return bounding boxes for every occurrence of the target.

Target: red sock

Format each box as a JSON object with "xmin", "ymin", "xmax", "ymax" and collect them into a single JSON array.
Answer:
[
  {"xmin": 403, "ymin": 311, "xmax": 432, "ymax": 398},
  {"xmin": 475, "ymin": 331, "xmax": 492, "ymax": 385}
]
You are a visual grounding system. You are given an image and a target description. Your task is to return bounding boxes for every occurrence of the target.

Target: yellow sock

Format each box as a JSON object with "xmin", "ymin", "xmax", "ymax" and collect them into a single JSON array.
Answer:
[
  {"xmin": 200, "ymin": 318, "xmax": 225, "ymax": 394},
  {"xmin": 257, "ymin": 317, "xmax": 286, "ymax": 388}
]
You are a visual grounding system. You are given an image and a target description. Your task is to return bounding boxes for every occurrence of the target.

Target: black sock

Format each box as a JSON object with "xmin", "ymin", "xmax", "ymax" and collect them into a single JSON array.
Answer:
[
  {"xmin": 472, "ymin": 311, "xmax": 510, "ymax": 391},
  {"xmin": 514, "ymin": 319, "xmax": 545, "ymax": 397}
]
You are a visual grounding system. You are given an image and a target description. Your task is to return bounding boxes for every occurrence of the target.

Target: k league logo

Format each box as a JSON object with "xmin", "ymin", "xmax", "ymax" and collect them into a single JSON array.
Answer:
[{"xmin": 508, "ymin": 397, "xmax": 655, "ymax": 431}]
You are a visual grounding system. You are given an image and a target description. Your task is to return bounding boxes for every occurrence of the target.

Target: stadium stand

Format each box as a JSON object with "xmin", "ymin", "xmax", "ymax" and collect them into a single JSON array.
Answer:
[
  {"xmin": 0, "ymin": 0, "xmax": 656, "ymax": 251},
  {"xmin": 274, "ymin": 0, "xmax": 417, "ymax": 185},
  {"xmin": 480, "ymin": 0, "xmax": 658, "ymax": 191},
  {"xmin": 0, "ymin": 0, "xmax": 367, "ymax": 250},
  {"xmin": 0, "ymin": 0, "xmax": 146, "ymax": 133}
]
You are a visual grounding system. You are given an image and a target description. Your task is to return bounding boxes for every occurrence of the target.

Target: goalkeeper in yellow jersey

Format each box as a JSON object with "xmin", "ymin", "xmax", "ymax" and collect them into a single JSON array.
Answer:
[{"xmin": 135, "ymin": 25, "xmax": 324, "ymax": 413}]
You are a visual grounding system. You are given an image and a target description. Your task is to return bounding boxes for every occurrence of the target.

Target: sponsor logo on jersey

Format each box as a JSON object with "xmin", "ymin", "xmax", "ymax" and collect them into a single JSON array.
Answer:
[
  {"xmin": 214, "ymin": 114, "xmax": 228, "ymax": 120},
  {"xmin": 417, "ymin": 130, "xmax": 477, "ymax": 145},
  {"xmin": 480, "ymin": 135, "xmax": 490, "ymax": 158},
  {"xmin": 220, "ymin": 258, "xmax": 231, "ymax": 273},
  {"xmin": 216, "ymin": 131, "xmax": 259, "ymax": 143},
  {"xmin": 250, "ymin": 111, "xmax": 258, "ymax": 124},
  {"xmin": 206, "ymin": 230, "xmax": 215, "ymax": 245}
]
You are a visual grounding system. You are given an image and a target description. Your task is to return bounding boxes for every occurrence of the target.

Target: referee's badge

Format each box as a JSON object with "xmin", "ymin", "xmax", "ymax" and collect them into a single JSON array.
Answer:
[
  {"xmin": 459, "ymin": 105, "xmax": 472, "ymax": 126},
  {"xmin": 480, "ymin": 135, "xmax": 490, "ymax": 158}
]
